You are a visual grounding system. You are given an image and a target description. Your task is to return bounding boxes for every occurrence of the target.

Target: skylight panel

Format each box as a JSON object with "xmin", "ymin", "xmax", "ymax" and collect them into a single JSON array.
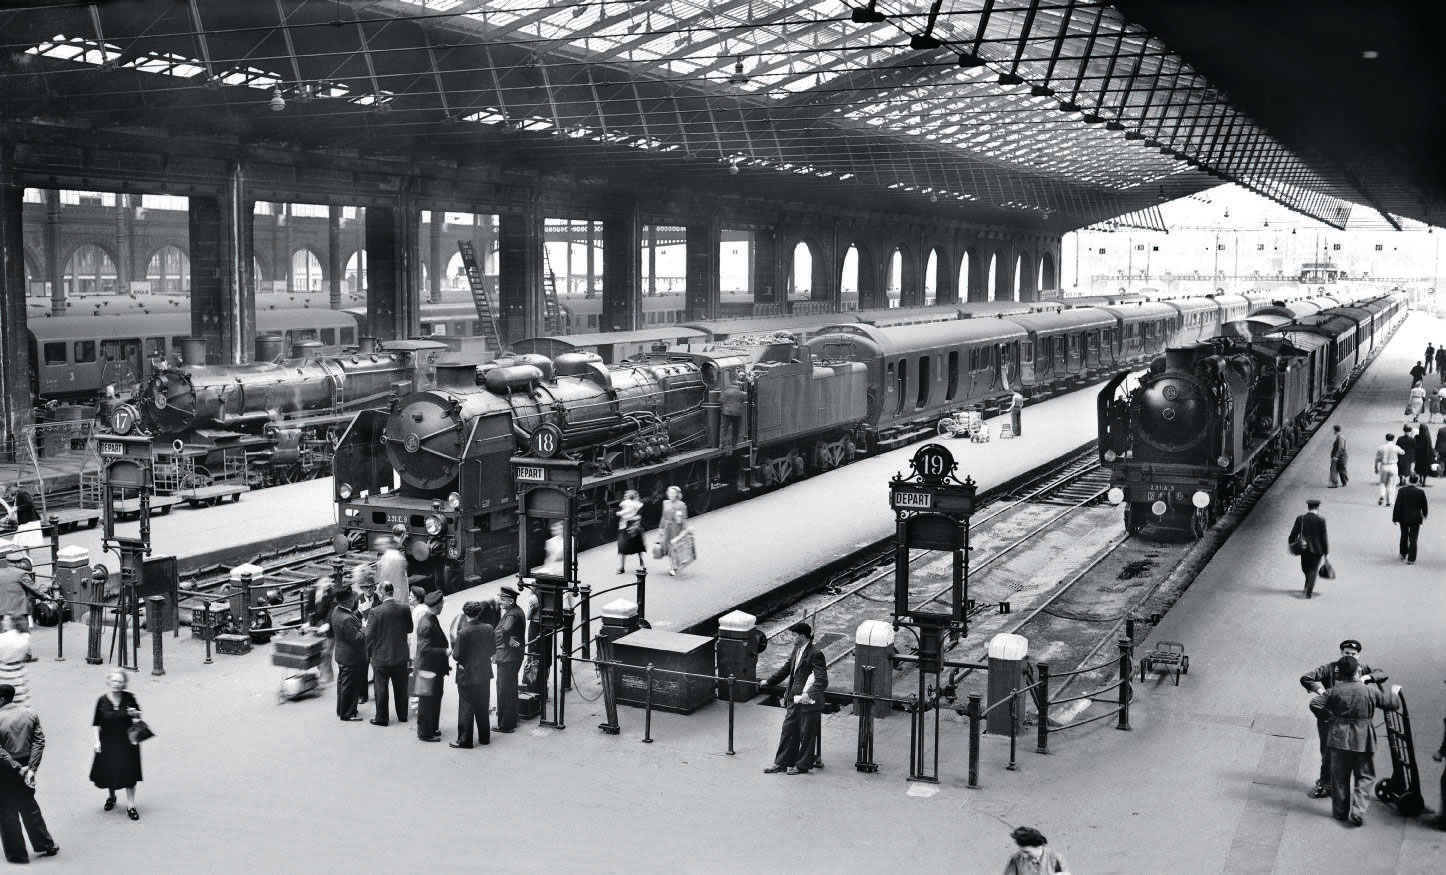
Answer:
[
  {"xmin": 26, "ymin": 35, "xmax": 122, "ymax": 67},
  {"xmin": 124, "ymin": 51, "xmax": 206, "ymax": 79},
  {"xmin": 219, "ymin": 66, "xmax": 282, "ymax": 89},
  {"xmin": 463, "ymin": 108, "xmax": 507, "ymax": 124}
]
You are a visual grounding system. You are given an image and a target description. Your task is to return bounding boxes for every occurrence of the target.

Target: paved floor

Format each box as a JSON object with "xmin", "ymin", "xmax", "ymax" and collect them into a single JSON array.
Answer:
[{"xmin": 10, "ymin": 312, "xmax": 1444, "ymax": 873}]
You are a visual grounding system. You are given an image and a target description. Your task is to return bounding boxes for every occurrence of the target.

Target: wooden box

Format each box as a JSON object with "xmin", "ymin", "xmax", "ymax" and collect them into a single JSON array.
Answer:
[
  {"xmin": 215, "ymin": 633, "xmax": 252, "ymax": 655},
  {"xmin": 611, "ymin": 629, "xmax": 715, "ymax": 715}
]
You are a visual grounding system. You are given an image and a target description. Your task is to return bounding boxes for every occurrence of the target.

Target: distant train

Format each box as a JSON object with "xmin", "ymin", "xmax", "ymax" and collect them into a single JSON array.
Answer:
[
  {"xmin": 1097, "ymin": 290, "xmax": 1407, "ymax": 536},
  {"xmin": 330, "ymin": 289, "xmax": 1371, "ymax": 592}
]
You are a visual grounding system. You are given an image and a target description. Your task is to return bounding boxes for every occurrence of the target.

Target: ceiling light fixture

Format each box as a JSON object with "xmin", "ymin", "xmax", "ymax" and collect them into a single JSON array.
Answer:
[
  {"xmin": 269, "ymin": 87, "xmax": 286, "ymax": 111},
  {"xmin": 727, "ymin": 56, "xmax": 749, "ymax": 85},
  {"xmin": 850, "ymin": 1, "xmax": 886, "ymax": 24}
]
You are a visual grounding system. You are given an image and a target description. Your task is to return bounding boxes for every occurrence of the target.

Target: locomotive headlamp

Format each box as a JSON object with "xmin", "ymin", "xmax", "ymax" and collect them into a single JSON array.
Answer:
[
  {"xmin": 1192, "ymin": 491, "xmax": 1211, "ymax": 509},
  {"xmin": 1106, "ymin": 487, "xmax": 1124, "ymax": 505},
  {"xmin": 424, "ymin": 514, "xmax": 445, "ymax": 536},
  {"xmin": 447, "ymin": 541, "xmax": 462, "ymax": 560},
  {"xmin": 1150, "ymin": 500, "xmax": 1167, "ymax": 516},
  {"xmin": 1217, "ymin": 455, "xmax": 1231, "ymax": 468},
  {"xmin": 1103, "ymin": 449, "xmax": 1117, "ymax": 463},
  {"xmin": 338, "ymin": 483, "xmax": 353, "ymax": 500},
  {"xmin": 447, "ymin": 492, "xmax": 462, "ymax": 511}
]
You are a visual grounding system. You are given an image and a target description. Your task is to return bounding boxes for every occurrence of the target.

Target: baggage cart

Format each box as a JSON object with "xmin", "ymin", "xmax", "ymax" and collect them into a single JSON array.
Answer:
[{"xmin": 1374, "ymin": 691, "xmax": 1426, "ymax": 817}]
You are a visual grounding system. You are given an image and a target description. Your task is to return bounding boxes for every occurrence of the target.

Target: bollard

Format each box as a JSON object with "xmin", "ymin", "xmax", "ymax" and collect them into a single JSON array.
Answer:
[
  {"xmin": 634, "ymin": 567, "xmax": 647, "ymax": 620},
  {"xmin": 1117, "ymin": 639, "xmax": 1133, "ymax": 731},
  {"xmin": 202, "ymin": 601, "xmax": 213, "ymax": 665},
  {"xmin": 726, "ymin": 675, "xmax": 736, "ymax": 756},
  {"xmin": 1006, "ymin": 690, "xmax": 1019, "ymax": 771},
  {"xmin": 85, "ymin": 601, "xmax": 103, "ymax": 665},
  {"xmin": 579, "ymin": 584, "xmax": 591, "ymax": 660},
  {"xmin": 146, "ymin": 595, "xmax": 166, "ymax": 676},
  {"xmin": 239, "ymin": 571, "xmax": 255, "ymax": 634},
  {"xmin": 966, "ymin": 693, "xmax": 982, "ymax": 789},
  {"xmin": 1035, "ymin": 663, "xmax": 1050, "ymax": 754},
  {"xmin": 642, "ymin": 663, "xmax": 655, "ymax": 744},
  {"xmin": 1125, "ymin": 616, "xmax": 1136, "ymax": 643}
]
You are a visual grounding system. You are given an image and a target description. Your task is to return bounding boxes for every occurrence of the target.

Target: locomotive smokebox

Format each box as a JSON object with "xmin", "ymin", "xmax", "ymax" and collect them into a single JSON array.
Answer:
[
  {"xmin": 434, "ymin": 362, "xmax": 479, "ymax": 389},
  {"xmin": 255, "ymin": 334, "xmax": 285, "ymax": 363},
  {"xmin": 1165, "ymin": 343, "xmax": 1213, "ymax": 371},
  {"xmin": 181, "ymin": 337, "xmax": 207, "ymax": 367}
]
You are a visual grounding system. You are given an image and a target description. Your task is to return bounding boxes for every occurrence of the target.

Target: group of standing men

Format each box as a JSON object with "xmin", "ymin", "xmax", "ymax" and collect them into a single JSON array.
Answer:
[{"xmin": 318, "ymin": 534, "xmax": 530, "ymax": 747}]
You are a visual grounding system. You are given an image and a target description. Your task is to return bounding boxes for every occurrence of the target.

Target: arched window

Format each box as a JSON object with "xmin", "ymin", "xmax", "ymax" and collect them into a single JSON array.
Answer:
[
  {"xmin": 886, "ymin": 248, "xmax": 903, "ymax": 308},
  {"xmin": 986, "ymin": 252, "xmax": 999, "ymax": 302},
  {"xmin": 924, "ymin": 250, "xmax": 939, "ymax": 306},
  {"xmin": 345, "ymin": 251, "xmax": 367, "ymax": 296},
  {"xmin": 788, "ymin": 241, "xmax": 814, "ymax": 299},
  {"xmin": 840, "ymin": 245, "xmax": 859, "ymax": 295},
  {"xmin": 146, "ymin": 245, "xmax": 190, "ymax": 296},
  {"xmin": 64, "ymin": 244, "xmax": 118, "ymax": 296},
  {"xmin": 291, "ymin": 249, "xmax": 323, "ymax": 293}
]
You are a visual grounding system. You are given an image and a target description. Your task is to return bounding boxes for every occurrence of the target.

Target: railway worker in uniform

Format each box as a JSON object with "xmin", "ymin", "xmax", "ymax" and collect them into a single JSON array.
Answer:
[
  {"xmin": 615, "ymin": 490, "xmax": 646, "ymax": 574},
  {"xmin": 1286, "ymin": 498, "xmax": 1329, "ymax": 599},
  {"xmin": 720, "ymin": 380, "xmax": 746, "ymax": 447},
  {"xmin": 1436, "ymin": 346, "xmax": 1446, "ymax": 381},
  {"xmin": 761, "ymin": 622, "xmax": 828, "ymax": 776},
  {"xmin": 1328, "ymin": 425, "xmax": 1349, "ymax": 487},
  {"xmin": 1375, "ymin": 433, "xmax": 1404, "ymax": 506},
  {"xmin": 1393, "ymin": 474, "xmax": 1429, "ymax": 565},
  {"xmin": 449, "ymin": 601, "xmax": 494, "ymax": 749},
  {"xmin": 1309, "ymin": 656, "xmax": 1403, "ymax": 826},
  {"xmin": 1300, "ymin": 639, "xmax": 1383, "ymax": 799},
  {"xmin": 493, "ymin": 586, "xmax": 525, "ymax": 734},
  {"xmin": 1001, "ymin": 826, "xmax": 1070, "ymax": 875},
  {"xmin": 1010, "ymin": 390, "xmax": 1025, "ymax": 437},
  {"xmin": 413, "ymin": 591, "xmax": 449, "ymax": 743},
  {"xmin": 329, "ymin": 586, "xmax": 367, "ymax": 722}
]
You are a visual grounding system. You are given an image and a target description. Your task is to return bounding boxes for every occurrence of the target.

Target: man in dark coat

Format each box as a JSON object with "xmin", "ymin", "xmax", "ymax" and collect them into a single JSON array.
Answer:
[
  {"xmin": 1427, "ymin": 344, "xmax": 1437, "ymax": 375},
  {"xmin": 414, "ymin": 590, "xmax": 449, "ymax": 742},
  {"xmin": 1411, "ymin": 361, "xmax": 1427, "ymax": 385},
  {"xmin": 0, "ymin": 685, "xmax": 56, "ymax": 863},
  {"xmin": 1310, "ymin": 657, "xmax": 1402, "ymax": 825},
  {"xmin": 1328, "ymin": 425, "xmax": 1348, "ymax": 487},
  {"xmin": 1396, "ymin": 426, "xmax": 1417, "ymax": 479},
  {"xmin": 762, "ymin": 622, "xmax": 828, "ymax": 775},
  {"xmin": 1436, "ymin": 346, "xmax": 1446, "ymax": 378},
  {"xmin": 1299, "ymin": 640, "xmax": 1383, "ymax": 799},
  {"xmin": 449, "ymin": 601, "xmax": 495, "ymax": 749},
  {"xmin": 493, "ymin": 586, "xmax": 525, "ymax": 734},
  {"xmin": 1392, "ymin": 474, "xmax": 1429, "ymax": 564},
  {"xmin": 1287, "ymin": 498, "xmax": 1329, "ymax": 598},
  {"xmin": 1414, "ymin": 424, "xmax": 1434, "ymax": 484},
  {"xmin": 364, "ymin": 582, "xmax": 413, "ymax": 726},
  {"xmin": 329, "ymin": 587, "xmax": 367, "ymax": 721}
]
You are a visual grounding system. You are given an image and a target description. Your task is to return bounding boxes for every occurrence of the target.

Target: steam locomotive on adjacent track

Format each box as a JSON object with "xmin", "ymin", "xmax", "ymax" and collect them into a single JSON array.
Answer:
[
  {"xmin": 1097, "ymin": 290, "xmax": 1408, "ymax": 537},
  {"xmin": 331, "ymin": 288, "xmax": 1386, "ymax": 592}
]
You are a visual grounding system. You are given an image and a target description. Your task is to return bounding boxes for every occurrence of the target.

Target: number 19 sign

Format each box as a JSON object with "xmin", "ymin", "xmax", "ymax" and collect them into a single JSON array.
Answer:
[{"xmin": 889, "ymin": 444, "xmax": 976, "ymax": 517}]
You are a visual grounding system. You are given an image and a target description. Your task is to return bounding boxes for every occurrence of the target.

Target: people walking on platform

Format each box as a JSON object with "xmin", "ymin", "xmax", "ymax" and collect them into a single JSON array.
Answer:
[
  {"xmin": 0, "ymin": 684, "xmax": 57, "ymax": 861},
  {"xmin": 1392, "ymin": 475, "xmax": 1429, "ymax": 564},
  {"xmin": 414, "ymin": 591, "xmax": 449, "ymax": 743},
  {"xmin": 1010, "ymin": 390, "xmax": 1025, "ymax": 437},
  {"xmin": 330, "ymin": 586, "xmax": 367, "ymax": 722},
  {"xmin": 0, "ymin": 618, "xmax": 30, "ymax": 707},
  {"xmin": 1427, "ymin": 344, "xmax": 1437, "ymax": 374},
  {"xmin": 364, "ymin": 582, "xmax": 412, "ymax": 727},
  {"xmin": 450, "ymin": 601, "xmax": 494, "ymax": 749},
  {"xmin": 374, "ymin": 535, "xmax": 408, "ymax": 603},
  {"xmin": 89, "ymin": 670, "xmax": 143, "ymax": 822},
  {"xmin": 1415, "ymin": 424, "xmax": 1435, "ymax": 484},
  {"xmin": 1309, "ymin": 656, "xmax": 1402, "ymax": 826},
  {"xmin": 658, "ymin": 485, "xmax": 690, "ymax": 576},
  {"xmin": 1001, "ymin": 826, "xmax": 1071, "ymax": 875},
  {"xmin": 1375, "ymin": 434, "xmax": 1404, "ymax": 506},
  {"xmin": 1328, "ymin": 425, "xmax": 1349, "ymax": 487},
  {"xmin": 1287, "ymin": 498, "xmax": 1329, "ymax": 599},
  {"xmin": 1300, "ymin": 640, "xmax": 1383, "ymax": 799},
  {"xmin": 616, "ymin": 490, "xmax": 646, "ymax": 574},
  {"xmin": 1411, "ymin": 360, "xmax": 1427, "ymax": 385},
  {"xmin": 1407, "ymin": 382, "xmax": 1426, "ymax": 422},
  {"xmin": 493, "ymin": 586, "xmax": 524, "ymax": 734},
  {"xmin": 1395, "ymin": 427, "xmax": 1417, "ymax": 480},
  {"xmin": 761, "ymin": 622, "xmax": 827, "ymax": 775}
]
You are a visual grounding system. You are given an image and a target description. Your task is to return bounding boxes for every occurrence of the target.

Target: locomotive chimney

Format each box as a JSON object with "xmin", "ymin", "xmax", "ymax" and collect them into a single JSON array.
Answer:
[
  {"xmin": 1165, "ymin": 343, "xmax": 1211, "ymax": 371},
  {"xmin": 358, "ymin": 336, "xmax": 379, "ymax": 354},
  {"xmin": 181, "ymin": 337, "xmax": 207, "ymax": 367},
  {"xmin": 291, "ymin": 338, "xmax": 324, "ymax": 359},
  {"xmin": 435, "ymin": 362, "xmax": 479, "ymax": 389},
  {"xmin": 255, "ymin": 334, "xmax": 285, "ymax": 363}
]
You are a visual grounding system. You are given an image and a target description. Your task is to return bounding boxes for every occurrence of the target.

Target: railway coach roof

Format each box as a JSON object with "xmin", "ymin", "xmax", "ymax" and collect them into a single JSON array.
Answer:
[
  {"xmin": 514, "ymin": 326, "xmax": 708, "ymax": 350},
  {"xmin": 1096, "ymin": 302, "xmax": 1179, "ymax": 322},
  {"xmin": 810, "ymin": 319, "xmax": 1027, "ymax": 356},
  {"xmin": 1004, "ymin": 309, "xmax": 1115, "ymax": 333},
  {"xmin": 1283, "ymin": 314, "xmax": 1360, "ymax": 338},
  {"xmin": 1251, "ymin": 301, "xmax": 1323, "ymax": 320},
  {"xmin": 682, "ymin": 314, "xmax": 862, "ymax": 338}
]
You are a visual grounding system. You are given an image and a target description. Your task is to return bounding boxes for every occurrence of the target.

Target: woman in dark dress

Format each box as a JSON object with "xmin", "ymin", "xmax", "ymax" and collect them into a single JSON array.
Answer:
[{"xmin": 90, "ymin": 669, "xmax": 143, "ymax": 820}]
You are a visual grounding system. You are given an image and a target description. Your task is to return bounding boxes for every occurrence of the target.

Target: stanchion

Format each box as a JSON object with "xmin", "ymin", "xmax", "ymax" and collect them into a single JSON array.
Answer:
[
  {"xmin": 1117, "ymin": 639, "xmax": 1133, "ymax": 731},
  {"xmin": 146, "ymin": 595, "xmax": 165, "ymax": 677},
  {"xmin": 579, "ymin": 584, "xmax": 591, "ymax": 660},
  {"xmin": 53, "ymin": 592, "xmax": 65, "ymax": 662},
  {"xmin": 202, "ymin": 601, "xmax": 213, "ymax": 665},
  {"xmin": 726, "ymin": 675, "xmax": 736, "ymax": 756},
  {"xmin": 85, "ymin": 601, "xmax": 103, "ymax": 665},
  {"xmin": 855, "ymin": 664, "xmax": 877, "ymax": 773},
  {"xmin": 1035, "ymin": 662, "xmax": 1050, "ymax": 754},
  {"xmin": 1006, "ymin": 690, "xmax": 1019, "ymax": 771},
  {"xmin": 301, "ymin": 584, "xmax": 316, "ymax": 626},
  {"xmin": 966, "ymin": 692, "xmax": 982, "ymax": 789},
  {"xmin": 642, "ymin": 663, "xmax": 654, "ymax": 744},
  {"xmin": 634, "ymin": 567, "xmax": 647, "ymax": 619},
  {"xmin": 597, "ymin": 645, "xmax": 620, "ymax": 735},
  {"xmin": 561, "ymin": 605, "xmax": 575, "ymax": 689}
]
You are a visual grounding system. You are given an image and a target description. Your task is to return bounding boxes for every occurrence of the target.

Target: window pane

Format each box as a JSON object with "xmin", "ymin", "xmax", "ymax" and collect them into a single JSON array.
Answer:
[
  {"xmin": 44, "ymin": 342, "xmax": 66, "ymax": 365},
  {"xmin": 73, "ymin": 340, "xmax": 96, "ymax": 363}
]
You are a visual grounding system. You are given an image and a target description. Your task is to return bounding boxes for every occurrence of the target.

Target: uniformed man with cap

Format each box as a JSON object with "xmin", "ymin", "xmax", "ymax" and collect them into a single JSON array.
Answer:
[
  {"xmin": 493, "ymin": 586, "xmax": 525, "ymax": 733},
  {"xmin": 1310, "ymin": 656, "xmax": 1402, "ymax": 825},
  {"xmin": 1300, "ymin": 640, "xmax": 1385, "ymax": 799},
  {"xmin": 761, "ymin": 622, "xmax": 828, "ymax": 775},
  {"xmin": 413, "ymin": 590, "xmax": 449, "ymax": 742},
  {"xmin": 1286, "ymin": 498, "xmax": 1329, "ymax": 598}
]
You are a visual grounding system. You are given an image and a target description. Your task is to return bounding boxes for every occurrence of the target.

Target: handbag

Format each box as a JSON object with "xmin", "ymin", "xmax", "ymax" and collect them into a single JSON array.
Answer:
[
  {"xmin": 414, "ymin": 669, "xmax": 439, "ymax": 697},
  {"xmin": 126, "ymin": 720, "xmax": 155, "ymax": 744},
  {"xmin": 651, "ymin": 538, "xmax": 667, "ymax": 560},
  {"xmin": 1318, "ymin": 558, "xmax": 1336, "ymax": 580},
  {"xmin": 1288, "ymin": 536, "xmax": 1305, "ymax": 556}
]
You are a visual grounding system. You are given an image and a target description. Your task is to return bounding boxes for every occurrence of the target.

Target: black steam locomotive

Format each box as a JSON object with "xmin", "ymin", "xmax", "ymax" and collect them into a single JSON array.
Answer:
[{"xmin": 1097, "ymin": 291, "xmax": 1407, "ymax": 536}]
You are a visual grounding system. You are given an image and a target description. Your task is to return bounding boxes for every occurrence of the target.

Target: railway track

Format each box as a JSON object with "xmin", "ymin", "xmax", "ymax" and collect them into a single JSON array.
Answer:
[{"xmin": 177, "ymin": 538, "xmax": 368, "ymax": 627}]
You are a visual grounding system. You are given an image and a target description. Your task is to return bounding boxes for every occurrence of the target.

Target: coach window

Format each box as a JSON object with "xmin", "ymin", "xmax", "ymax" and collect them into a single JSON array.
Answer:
[
  {"xmin": 321, "ymin": 328, "xmax": 337, "ymax": 345},
  {"xmin": 145, "ymin": 338, "xmax": 165, "ymax": 358},
  {"xmin": 916, "ymin": 356, "xmax": 930, "ymax": 409},
  {"xmin": 946, "ymin": 351, "xmax": 959, "ymax": 401},
  {"xmin": 1021, "ymin": 340, "xmax": 1034, "ymax": 364},
  {"xmin": 43, "ymin": 342, "xmax": 66, "ymax": 365},
  {"xmin": 894, "ymin": 359, "xmax": 908, "ymax": 415},
  {"xmin": 341, "ymin": 327, "xmax": 356, "ymax": 346},
  {"xmin": 73, "ymin": 341, "xmax": 96, "ymax": 364}
]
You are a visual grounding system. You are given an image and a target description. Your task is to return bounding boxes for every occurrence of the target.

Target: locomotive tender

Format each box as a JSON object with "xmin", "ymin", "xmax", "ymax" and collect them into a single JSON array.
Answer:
[{"xmin": 1097, "ymin": 290, "xmax": 1407, "ymax": 536}]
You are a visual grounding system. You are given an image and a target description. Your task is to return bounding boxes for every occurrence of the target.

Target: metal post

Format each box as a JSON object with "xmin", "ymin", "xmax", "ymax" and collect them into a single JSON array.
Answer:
[
  {"xmin": 1006, "ymin": 690, "xmax": 1019, "ymax": 771},
  {"xmin": 634, "ymin": 567, "xmax": 647, "ymax": 619},
  {"xmin": 966, "ymin": 692, "xmax": 982, "ymax": 789},
  {"xmin": 239, "ymin": 571, "xmax": 254, "ymax": 638},
  {"xmin": 1117, "ymin": 639, "xmax": 1133, "ymax": 731},
  {"xmin": 53, "ymin": 590, "xmax": 65, "ymax": 661},
  {"xmin": 146, "ymin": 595, "xmax": 165, "ymax": 676},
  {"xmin": 561, "ymin": 605, "xmax": 575, "ymax": 688},
  {"xmin": 579, "ymin": 584, "xmax": 591, "ymax": 660},
  {"xmin": 597, "ymin": 645, "xmax": 620, "ymax": 735},
  {"xmin": 301, "ymin": 584, "xmax": 316, "ymax": 626},
  {"xmin": 85, "ymin": 601, "xmax": 103, "ymax": 665},
  {"xmin": 1125, "ymin": 616, "xmax": 1136, "ymax": 643},
  {"xmin": 202, "ymin": 601, "xmax": 213, "ymax": 665},
  {"xmin": 642, "ymin": 663, "xmax": 654, "ymax": 744},
  {"xmin": 855, "ymin": 664, "xmax": 877, "ymax": 773},
  {"xmin": 726, "ymin": 675, "xmax": 736, "ymax": 756},
  {"xmin": 1036, "ymin": 662, "xmax": 1050, "ymax": 754}
]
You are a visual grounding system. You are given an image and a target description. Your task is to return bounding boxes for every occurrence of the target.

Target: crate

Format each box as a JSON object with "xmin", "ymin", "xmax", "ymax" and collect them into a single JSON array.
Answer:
[
  {"xmin": 611, "ymin": 629, "xmax": 715, "ymax": 715},
  {"xmin": 271, "ymin": 637, "xmax": 323, "ymax": 670},
  {"xmin": 518, "ymin": 691, "xmax": 542, "ymax": 720},
  {"xmin": 181, "ymin": 597, "xmax": 230, "ymax": 639},
  {"xmin": 215, "ymin": 633, "xmax": 252, "ymax": 655}
]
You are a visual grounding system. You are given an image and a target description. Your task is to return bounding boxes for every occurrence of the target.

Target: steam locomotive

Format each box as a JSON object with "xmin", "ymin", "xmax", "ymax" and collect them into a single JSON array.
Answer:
[{"xmin": 1097, "ymin": 291, "xmax": 1407, "ymax": 536}]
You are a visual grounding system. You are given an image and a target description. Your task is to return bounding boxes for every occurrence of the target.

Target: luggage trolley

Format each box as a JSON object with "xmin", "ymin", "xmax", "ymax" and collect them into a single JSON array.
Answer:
[{"xmin": 1374, "ymin": 691, "xmax": 1426, "ymax": 818}]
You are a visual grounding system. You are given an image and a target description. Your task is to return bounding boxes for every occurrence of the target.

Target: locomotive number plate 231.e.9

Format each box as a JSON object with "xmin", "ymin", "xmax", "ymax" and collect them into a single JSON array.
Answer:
[{"xmin": 515, "ymin": 466, "xmax": 546, "ymax": 482}]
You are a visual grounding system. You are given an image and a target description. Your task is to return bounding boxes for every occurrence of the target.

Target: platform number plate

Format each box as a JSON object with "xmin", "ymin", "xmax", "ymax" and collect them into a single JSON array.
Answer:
[
  {"xmin": 911, "ymin": 444, "xmax": 956, "ymax": 483},
  {"xmin": 530, "ymin": 424, "xmax": 563, "ymax": 459}
]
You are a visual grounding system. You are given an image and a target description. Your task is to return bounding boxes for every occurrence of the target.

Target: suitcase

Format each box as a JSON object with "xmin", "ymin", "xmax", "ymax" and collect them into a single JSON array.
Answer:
[
  {"xmin": 518, "ymin": 691, "xmax": 542, "ymax": 720},
  {"xmin": 215, "ymin": 633, "xmax": 252, "ymax": 655},
  {"xmin": 271, "ymin": 637, "xmax": 324, "ymax": 670}
]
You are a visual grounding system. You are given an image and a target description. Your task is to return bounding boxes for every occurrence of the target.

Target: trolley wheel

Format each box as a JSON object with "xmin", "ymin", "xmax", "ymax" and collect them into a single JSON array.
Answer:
[
  {"xmin": 1181, "ymin": 656, "xmax": 1190, "ymax": 674},
  {"xmin": 87, "ymin": 517, "xmax": 98, "ymax": 529},
  {"xmin": 937, "ymin": 420, "xmax": 955, "ymax": 437},
  {"xmin": 161, "ymin": 505, "xmax": 172, "ymax": 516},
  {"xmin": 1374, "ymin": 779, "xmax": 1391, "ymax": 801},
  {"xmin": 232, "ymin": 493, "xmax": 242, "ymax": 503},
  {"xmin": 1398, "ymin": 792, "xmax": 1425, "ymax": 818}
]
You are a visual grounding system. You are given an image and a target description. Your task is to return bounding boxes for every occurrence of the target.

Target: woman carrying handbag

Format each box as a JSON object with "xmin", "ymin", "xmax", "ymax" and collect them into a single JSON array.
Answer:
[
  {"xmin": 658, "ymin": 485, "xmax": 691, "ymax": 576},
  {"xmin": 90, "ymin": 669, "xmax": 146, "ymax": 821}
]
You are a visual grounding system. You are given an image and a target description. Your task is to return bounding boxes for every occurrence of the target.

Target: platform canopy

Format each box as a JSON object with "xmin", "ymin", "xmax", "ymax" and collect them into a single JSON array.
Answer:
[{"xmin": 1, "ymin": 1, "xmax": 1437, "ymax": 231}]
